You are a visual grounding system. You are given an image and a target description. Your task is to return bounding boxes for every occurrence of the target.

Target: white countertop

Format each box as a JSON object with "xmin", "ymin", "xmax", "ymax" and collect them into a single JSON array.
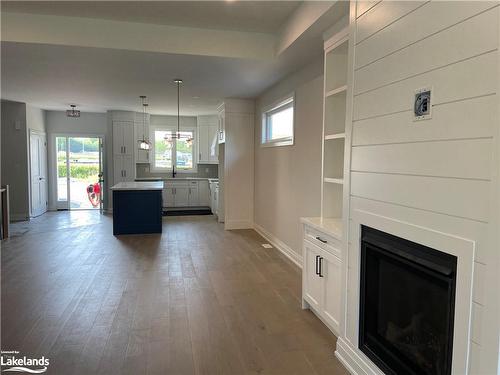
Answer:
[
  {"xmin": 300, "ymin": 217, "xmax": 343, "ymax": 240},
  {"xmin": 111, "ymin": 181, "xmax": 164, "ymax": 191},
  {"xmin": 135, "ymin": 177, "xmax": 217, "ymax": 181}
]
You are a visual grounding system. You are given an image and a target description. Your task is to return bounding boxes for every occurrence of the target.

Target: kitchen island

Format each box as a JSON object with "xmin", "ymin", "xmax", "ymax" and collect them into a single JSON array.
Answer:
[{"xmin": 110, "ymin": 181, "xmax": 164, "ymax": 235}]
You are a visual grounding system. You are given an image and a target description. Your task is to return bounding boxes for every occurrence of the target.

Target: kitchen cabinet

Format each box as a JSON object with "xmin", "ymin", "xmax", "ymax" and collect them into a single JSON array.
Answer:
[
  {"xmin": 162, "ymin": 187, "xmax": 175, "ymax": 207},
  {"xmin": 113, "ymin": 121, "xmax": 135, "ymax": 183},
  {"xmin": 163, "ymin": 180, "xmax": 210, "ymax": 208},
  {"xmin": 301, "ymin": 221, "xmax": 342, "ymax": 335},
  {"xmin": 174, "ymin": 185, "xmax": 189, "ymax": 207},
  {"xmin": 113, "ymin": 121, "xmax": 134, "ymax": 156},
  {"xmin": 217, "ymin": 106, "xmax": 225, "ymax": 144},
  {"xmin": 197, "ymin": 116, "xmax": 219, "ymax": 164}
]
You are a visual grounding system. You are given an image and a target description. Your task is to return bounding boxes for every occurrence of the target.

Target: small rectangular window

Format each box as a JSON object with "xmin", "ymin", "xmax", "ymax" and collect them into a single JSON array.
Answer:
[{"xmin": 262, "ymin": 94, "xmax": 294, "ymax": 147}]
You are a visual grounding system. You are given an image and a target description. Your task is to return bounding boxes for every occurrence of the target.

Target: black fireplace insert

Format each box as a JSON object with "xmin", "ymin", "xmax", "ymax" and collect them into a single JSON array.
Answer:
[{"xmin": 359, "ymin": 226, "xmax": 457, "ymax": 375}]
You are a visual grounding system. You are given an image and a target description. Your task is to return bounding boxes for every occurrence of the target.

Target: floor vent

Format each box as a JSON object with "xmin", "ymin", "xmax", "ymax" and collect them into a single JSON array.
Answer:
[{"xmin": 262, "ymin": 243, "xmax": 273, "ymax": 249}]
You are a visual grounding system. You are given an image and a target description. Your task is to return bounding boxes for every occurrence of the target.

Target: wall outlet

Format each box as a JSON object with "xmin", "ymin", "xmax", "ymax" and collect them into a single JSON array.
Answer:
[{"xmin": 414, "ymin": 87, "xmax": 432, "ymax": 121}]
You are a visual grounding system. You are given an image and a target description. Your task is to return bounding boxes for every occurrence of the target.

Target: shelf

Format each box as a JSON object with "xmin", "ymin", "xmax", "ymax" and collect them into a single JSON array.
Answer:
[
  {"xmin": 324, "ymin": 177, "xmax": 344, "ymax": 185},
  {"xmin": 325, "ymin": 133, "xmax": 345, "ymax": 140},
  {"xmin": 325, "ymin": 85, "xmax": 347, "ymax": 98}
]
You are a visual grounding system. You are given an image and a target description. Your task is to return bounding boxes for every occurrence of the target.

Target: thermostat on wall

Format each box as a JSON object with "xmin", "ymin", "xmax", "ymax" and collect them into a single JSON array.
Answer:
[{"xmin": 414, "ymin": 87, "xmax": 432, "ymax": 121}]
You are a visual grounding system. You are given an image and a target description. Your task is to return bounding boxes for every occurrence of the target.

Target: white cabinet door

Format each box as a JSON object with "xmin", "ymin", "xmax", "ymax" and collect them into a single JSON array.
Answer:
[
  {"xmin": 188, "ymin": 186, "xmax": 199, "ymax": 206},
  {"xmin": 198, "ymin": 126, "xmax": 209, "ymax": 163},
  {"xmin": 303, "ymin": 241, "xmax": 324, "ymax": 311},
  {"xmin": 174, "ymin": 186, "xmax": 189, "ymax": 207},
  {"xmin": 113, "ymin": 156, "xmax": 125, "ymax": 184},
  {"xmin": 218, "ymin": 111, "xmax": 225, "ymax": 144},
  {"xmin": 113, "ymin": 123, "xmax": 124, "ymax": 155},
  {"xmin": 198, "ymin": 181, "xmax": 210, "ymax": 206},
  {"xmin": 163, "ymin": 187, "xmax": 174, "ymax": 208},
  {"xmin": 122, "ymin": 122, "xmax": 135, "ymax": 156},
  {"xmin": 122, "ymin": 155, "xmax": 135, "ymax": 182},
  {"xmin": 321, "ymin": 251, "xmax": 341, "ymax": 333},
  {"xmin": 208, "ymin": 124, "xmax": 219, "ymax": 163}
]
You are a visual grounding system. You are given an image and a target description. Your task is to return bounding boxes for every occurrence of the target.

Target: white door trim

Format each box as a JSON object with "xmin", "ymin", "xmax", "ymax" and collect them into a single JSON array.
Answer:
[{"xmin": 29, "ymin": 129, "xmax": 48, "ymax": 217}]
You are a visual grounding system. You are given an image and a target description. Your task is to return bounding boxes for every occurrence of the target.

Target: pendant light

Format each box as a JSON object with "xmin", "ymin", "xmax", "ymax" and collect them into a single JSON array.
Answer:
[
  {"xmin": 164, "ymin": 79, "xmax": 193, "ymax": 146},
  {"xmin": 138, "ymin": 95, "xmax": 151, "ymax": 150}
]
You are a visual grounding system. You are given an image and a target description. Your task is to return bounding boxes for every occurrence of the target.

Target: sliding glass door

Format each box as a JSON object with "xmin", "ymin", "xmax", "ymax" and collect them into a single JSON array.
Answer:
[{"xmin": 56, "ymin": 136, "xmax": 104, "ymax": 210}]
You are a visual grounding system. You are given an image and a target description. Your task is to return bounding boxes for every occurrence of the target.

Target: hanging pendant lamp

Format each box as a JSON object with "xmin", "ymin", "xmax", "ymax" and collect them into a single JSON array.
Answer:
[
  {"xmin": 164, "ymin": 79, "xmax": 193, "ymax": 146},
  {"xmin": 138, "ymin": 96, "xmax": 151, "ymax": 150}
]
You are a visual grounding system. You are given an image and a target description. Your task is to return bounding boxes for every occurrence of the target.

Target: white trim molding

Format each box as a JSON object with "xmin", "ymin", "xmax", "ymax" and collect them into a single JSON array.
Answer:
[{"xmin": 253, "ymin": 223, "xmax": 302, "ymax": 268}]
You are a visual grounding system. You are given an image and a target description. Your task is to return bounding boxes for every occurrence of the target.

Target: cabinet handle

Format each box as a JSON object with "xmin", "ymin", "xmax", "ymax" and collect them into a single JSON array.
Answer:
[
  {"xmin": 315, "ymin": 236, "xmax": 327, "ymax": 244},
  {"xmin": 124, "ymin": 170, "xmax": 126, "ymax": 177},
  {"xmin": 315, "ymin": 255, "xmax": 320, "ymax": 275},
  {"xmin": 123, "ymin": 146, "xmax": 126, "ymax": 154},
  {"xmin": 319, "ymin": 257, "xmax": 324, "ymax": 278},
  {"xmin": 189, "ymin": 188, "xmax": 191, "ymax": 194}
]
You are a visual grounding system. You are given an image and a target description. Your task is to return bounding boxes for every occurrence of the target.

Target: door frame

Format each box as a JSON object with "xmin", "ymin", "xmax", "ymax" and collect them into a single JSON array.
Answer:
[
  {"xmin": 29, "ymin": 129, "xmax": 48, "ymax": 217},
  {"xmin": 50, "ymin": 133, "xmax": 106, "ymax": 211}
]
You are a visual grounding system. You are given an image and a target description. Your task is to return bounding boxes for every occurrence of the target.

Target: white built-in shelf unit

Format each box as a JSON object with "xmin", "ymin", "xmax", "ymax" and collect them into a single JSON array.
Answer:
[{"xmin": 321, "ymin": 27, "xmax": 350, "ymax": 228}]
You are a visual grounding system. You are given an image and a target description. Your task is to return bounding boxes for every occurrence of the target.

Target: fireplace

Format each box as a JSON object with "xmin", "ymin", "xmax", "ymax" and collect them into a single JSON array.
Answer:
[{"xmin": 359, "ymin": 226, "xmax": 457, "ymax": 375}]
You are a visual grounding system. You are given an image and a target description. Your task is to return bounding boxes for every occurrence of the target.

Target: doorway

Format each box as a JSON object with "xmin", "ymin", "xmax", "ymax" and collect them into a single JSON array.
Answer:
[
  {"xmin": 56, "ymin": 136, "xmax": 104, "ymax": 210},
  {"xmin": 30, "ymin": 131, "xmax": 48, "ymax": 217}
]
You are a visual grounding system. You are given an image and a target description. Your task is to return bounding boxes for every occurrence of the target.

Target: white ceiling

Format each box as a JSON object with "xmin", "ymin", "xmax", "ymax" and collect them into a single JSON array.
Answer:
[
  {"xmin": 1, "ymin": 1, "xmax": 346, "ymax": 116},
  {"xmin": 1, "ymin": 1, "xmax": 301, "ymax": 33},
  {"xmin": 1, "ymin": 42, "xmax": 305, "ymax": 115}
]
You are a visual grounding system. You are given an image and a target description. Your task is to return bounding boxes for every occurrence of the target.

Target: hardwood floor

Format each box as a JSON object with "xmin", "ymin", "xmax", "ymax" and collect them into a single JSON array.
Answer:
[{"xmin": 2, "ymin": 212, "xmax": 348, "ymax": 375}]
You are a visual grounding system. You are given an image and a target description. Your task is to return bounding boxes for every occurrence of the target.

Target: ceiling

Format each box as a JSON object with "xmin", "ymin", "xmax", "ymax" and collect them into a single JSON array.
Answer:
[
  {"xmin": 1, "ymin": 1, "xmax": 345, "ymax": 115},
  {"xmin": 1, "ymin": 1, "xmax": 301, "ymax": 33},
  {"xmin": 1, "ymin": 42, "xmax": 301, "ymax": 115}
]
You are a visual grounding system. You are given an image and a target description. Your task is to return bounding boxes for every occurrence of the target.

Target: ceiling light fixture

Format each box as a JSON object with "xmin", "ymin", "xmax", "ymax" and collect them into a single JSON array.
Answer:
[
  {"xmin": 164, "ymin": 79, "xmax": 193, "ymax": 147},
  {"xmin": 138, "ymin": 96, "xmax": 151, "ymax": 150},
  {"xmin": 66, "ymin": 104, "xmax": 80, "ymax": 118}
]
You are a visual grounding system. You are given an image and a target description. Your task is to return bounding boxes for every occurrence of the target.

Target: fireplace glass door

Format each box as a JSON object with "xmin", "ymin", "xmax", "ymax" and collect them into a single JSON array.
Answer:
[{"xmin": 359, "ymin": 226, "xmax": 457, "ymax": 375}]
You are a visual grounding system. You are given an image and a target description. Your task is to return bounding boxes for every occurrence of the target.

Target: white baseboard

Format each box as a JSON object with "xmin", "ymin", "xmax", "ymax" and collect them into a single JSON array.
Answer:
[
  {"xmin": 225, "ymin": 220, "xmax": 253, "ymax": 230},
  {"xmin": 336, "ymin": 337, "xmax": 383, "ymax": 375},
  {"xmin": 253, "ymin": 223, "xmax": 302, "ymax": 268}
]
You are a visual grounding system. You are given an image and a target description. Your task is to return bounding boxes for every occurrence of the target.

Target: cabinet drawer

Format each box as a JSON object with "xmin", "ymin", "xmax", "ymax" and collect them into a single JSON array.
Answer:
[{"xmin": 304, "ymin": 226, "xmax": 341, "ymax": 258}]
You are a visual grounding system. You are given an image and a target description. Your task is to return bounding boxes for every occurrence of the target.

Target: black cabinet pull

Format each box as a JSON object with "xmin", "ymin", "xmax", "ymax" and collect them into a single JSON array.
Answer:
[
  {"xmin": 315, "ymin": 255, "xmax": 320, "ymax": 275},
  {"xmin": 319, "ymin": 257, "xmax": 324, "ymax": 277},
  {"xmin": 315, "ymin": 236, "xmax": 327, "ymax": 244}
]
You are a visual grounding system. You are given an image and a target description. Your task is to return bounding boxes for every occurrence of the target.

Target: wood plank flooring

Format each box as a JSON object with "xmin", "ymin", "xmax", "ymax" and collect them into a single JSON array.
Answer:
[{"xmin": 1, "ymin": 212, "xmax": 348, "ymax": 375}]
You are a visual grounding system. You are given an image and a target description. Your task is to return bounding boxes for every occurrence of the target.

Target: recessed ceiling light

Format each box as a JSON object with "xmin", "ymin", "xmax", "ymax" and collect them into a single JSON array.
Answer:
[{"xmin": 192, "ymin": 96, "xmax": 200, "ymax": 99}]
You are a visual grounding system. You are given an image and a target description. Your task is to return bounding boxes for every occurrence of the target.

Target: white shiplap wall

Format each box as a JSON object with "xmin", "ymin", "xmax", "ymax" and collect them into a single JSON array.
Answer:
[{"xmin": 343, "ymin": 2, "xmax": 500, "ymax": 374}]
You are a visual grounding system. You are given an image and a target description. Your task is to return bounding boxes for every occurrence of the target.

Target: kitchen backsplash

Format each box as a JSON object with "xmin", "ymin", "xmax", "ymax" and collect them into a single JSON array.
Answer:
[{"xmin": 136, "ymin": 163, "xmax": 218, "ymax": 179}]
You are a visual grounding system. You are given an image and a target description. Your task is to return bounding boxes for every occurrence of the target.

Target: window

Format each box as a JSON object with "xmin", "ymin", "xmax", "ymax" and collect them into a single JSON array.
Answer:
[
  {"xmin": 151, "ymin": 126, "xmax": 196, "ymax": 172},
  {"xmin": 262, "ymin": 94, "xmax": 294, "ymax": 147}
]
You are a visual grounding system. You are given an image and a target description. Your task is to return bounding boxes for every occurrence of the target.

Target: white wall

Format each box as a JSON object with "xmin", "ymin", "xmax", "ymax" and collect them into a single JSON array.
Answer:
[
  {"xmin": 1, "ymin": 100, "xmax": 29, "ymax": 220},
  {"xmin": 341, "ymin": 2, "xmax": 500, "ymax": 374},
  {"xmin": 254, "ymin": 58, "xmax": 324, "ymax": 261},
  {"xmin": 45, "ymin": 110, "xmax": 108, "ymax": 210}
]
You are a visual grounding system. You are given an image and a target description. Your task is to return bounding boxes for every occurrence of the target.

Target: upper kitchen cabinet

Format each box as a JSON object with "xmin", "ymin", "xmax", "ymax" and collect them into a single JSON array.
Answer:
[
  {"xmin": 134, "ymin": 112, "xmax": 150, "ymax": 164},
  {"xmin": 217, "ymin": 105, "xmax": 226, "ymax": 144},
  {"xmin": 197, "ymin": 115, "xmax": 218, "ymax": 164}
]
